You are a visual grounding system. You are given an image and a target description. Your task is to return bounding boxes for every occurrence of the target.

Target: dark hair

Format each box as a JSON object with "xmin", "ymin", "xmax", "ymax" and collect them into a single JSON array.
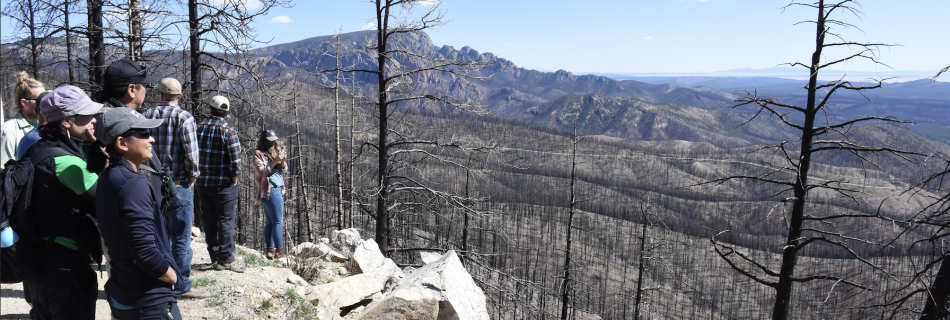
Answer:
[
  {"xmin": 210, "ymin": 107, "xmax": 228, "ymax": 117},
  {"xmin": 257, "ymin": 131, "xmax": 284, "ymax": 170},
  {"xmin": 41, "ymin": 119, "xmax": 69, "ymax": 138},
  {"xmin": 105, "ymin": 83, "xmax": 143, "ymax": 100},
  {"xmin": 104, "ymin": 129, "xmax": 138, "ymax": 158},
  {"xmin": 256, "ymin": 131, "xmax": 272, "ymax": 152}
]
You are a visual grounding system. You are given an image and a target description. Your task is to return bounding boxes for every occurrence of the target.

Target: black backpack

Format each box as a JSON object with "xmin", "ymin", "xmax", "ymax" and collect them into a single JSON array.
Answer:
[{"xmin": 0, "ymin": 148, "xmax": 68, "ymax": 283}]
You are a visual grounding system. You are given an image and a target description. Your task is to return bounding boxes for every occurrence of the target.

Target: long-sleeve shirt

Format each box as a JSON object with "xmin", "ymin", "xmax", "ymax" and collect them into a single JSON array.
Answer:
[
  {"xmin": 97, "ymin": 160, "xmax": 183, "ymax": 307},
  {"xmin": 143, "ymin": 101, "xmax": 200, "ymax": 186},
  {"xmin": 254, "ymin": 149, "xmax": 287, "ymax": 202},
  {"xmin": 1, "ymin": 114, "xmax": 34, "ymax": 164},
  {"xmin": 196, "ymin": 116, "xmax": 241, "ymax": 187}
]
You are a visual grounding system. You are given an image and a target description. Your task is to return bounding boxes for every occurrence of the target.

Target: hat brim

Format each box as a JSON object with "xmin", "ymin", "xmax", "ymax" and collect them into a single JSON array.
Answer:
[
  {"xmin": 141, "ymin": 74, "xmax": 161, "ymax": 84},
  {"xmin": 266, "ymin": 136, "xmax": 279, "ymax": 141},
  {"xmin": 130, "ymin": 118, "xmax": 164, "ymax": 129},
  {"xmin": 74, "ymin": 101, "xmax": 104, "ymax": 116}
]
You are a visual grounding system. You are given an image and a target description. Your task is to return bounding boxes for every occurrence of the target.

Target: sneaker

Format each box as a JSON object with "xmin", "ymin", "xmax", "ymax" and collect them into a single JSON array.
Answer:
[
  {"xmin": 214, "ymin": 261, "xmax": 246, "ymax": 273},
  {"xmin": 181, "ymin": 288, "xmax": 211, "ymax": 299}
]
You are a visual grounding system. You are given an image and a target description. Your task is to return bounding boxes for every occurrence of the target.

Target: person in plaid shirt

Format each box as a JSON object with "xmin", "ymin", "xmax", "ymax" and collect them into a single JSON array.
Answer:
[
  {"xmin": 196, "ymin": 95, "xmax": 245, "ymax": 273},
  {"xmin": 143, "ymin": 78, "xmax": 209, "ymax": 299}
]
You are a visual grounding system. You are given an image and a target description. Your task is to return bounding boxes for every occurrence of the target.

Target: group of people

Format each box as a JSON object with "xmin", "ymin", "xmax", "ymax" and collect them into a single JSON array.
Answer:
[{"xmin": 1, "ymin": 58, "xmax": 289, "ymax": 320}]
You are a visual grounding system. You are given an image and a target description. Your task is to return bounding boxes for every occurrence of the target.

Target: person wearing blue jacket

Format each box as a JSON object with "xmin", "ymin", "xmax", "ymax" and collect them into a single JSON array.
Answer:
[{"xmin": 96, "ymin": 107, "xmax": 184, "ymax": 319}]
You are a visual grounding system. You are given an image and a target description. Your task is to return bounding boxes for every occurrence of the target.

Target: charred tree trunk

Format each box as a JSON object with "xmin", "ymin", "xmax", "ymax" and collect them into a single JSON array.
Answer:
[
  {"xmin": 188, "ymin": 0, "xmax": 201, "ymax": 115},
  {"xmin": 87, "ymin": 0, "xmax": 104, "ymax": 100},
  {"xmin": 560, "ymin": 118, "xmax": 580, "ymax": 320},
  {"xmin": 374, "ymin": 0, "xmax": 391, "ymax": 256},
  {"xmin": 771, "ymin": 3, "xmax": 823, "ymax": 319},
  {"xmin": 64, "ymin": 0, "xmax": 75, "ymax": 83},
  {"xmin": 128, "ymin": 0, "xmax": 143, "ymax": 61},
  {"xmin": 921, "ymin": 255, "xmax": 950, "ymax": 320}
]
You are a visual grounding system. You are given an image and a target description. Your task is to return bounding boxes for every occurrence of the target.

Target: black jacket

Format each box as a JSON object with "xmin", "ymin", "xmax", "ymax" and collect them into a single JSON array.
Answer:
[
  {"xmin": 28, "ymin": 127, "xmax": 101, "ymax": 262},
  {"xmin": 97, "ymin": 160, "xmax": 183, "ymax": 307}
]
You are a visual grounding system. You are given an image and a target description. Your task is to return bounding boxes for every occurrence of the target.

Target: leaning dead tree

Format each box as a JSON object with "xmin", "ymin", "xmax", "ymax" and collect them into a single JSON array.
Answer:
[
  {"xmin": 352, "ymin": 0, "xmax": 497, "ymax": 256},
  {"xmin": 703, "ymin": 1, "xmax": 925, "ymax": 319}
]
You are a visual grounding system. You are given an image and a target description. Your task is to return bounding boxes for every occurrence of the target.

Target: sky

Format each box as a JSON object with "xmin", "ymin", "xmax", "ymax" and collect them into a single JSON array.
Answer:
[
  {"xmin": 248, "ymin": 0, "xmax": 950, "ymax": 77},
  {"xmin": 2, "ymin": 0, "xmax": 947, "ymax": 78}
]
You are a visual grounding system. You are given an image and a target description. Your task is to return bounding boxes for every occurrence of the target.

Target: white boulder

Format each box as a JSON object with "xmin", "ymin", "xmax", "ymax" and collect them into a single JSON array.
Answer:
[
  {"xmin": 352, "ymin": 238, "xmax": 387, "ymax": 273},
  {"xmin": 309, "ymin": 258, "xmax": 405, "ymax": 320},
  {"xmin": 356, "ymin": 250, "xmax": 489, "ymax": 320}
]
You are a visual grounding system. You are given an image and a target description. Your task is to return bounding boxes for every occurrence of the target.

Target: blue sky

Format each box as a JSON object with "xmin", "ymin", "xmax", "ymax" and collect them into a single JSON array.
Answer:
[
  {"xmin": 250, "ymin": 0, "xmax": 949, "ymax": 77},
  {"xmin": 2, "ymin": 0, "xmax": 947, "ymax": 77}
]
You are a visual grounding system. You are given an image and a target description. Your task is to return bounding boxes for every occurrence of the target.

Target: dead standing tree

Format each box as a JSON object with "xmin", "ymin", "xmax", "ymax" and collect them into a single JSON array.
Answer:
[
  {"xmin": 353, "ymin": 0, "xmax": 496, "ymax": 256},
  {"xmin": 704, "ymin": 1, "xmax": 924, "ymax": 319}
]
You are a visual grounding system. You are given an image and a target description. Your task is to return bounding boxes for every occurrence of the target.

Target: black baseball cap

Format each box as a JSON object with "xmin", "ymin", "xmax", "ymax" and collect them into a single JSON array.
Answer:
[{"xmin": 103, "ymin": 59, "xmax": 160, "ymax": 89}]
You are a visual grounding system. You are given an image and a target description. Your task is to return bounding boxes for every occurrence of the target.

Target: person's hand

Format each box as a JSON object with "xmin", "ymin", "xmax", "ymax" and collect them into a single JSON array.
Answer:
[
  {"xmin": 158, "ymin": 266, "xmax": 177, "ymax": 284},
  {"xmin": 278, "ymin": 151, "xmax": 287, "ymax": 162},
  {"xmin": 189, "ymin": 176, "xmax": 196, "ymax": 187},
  {"xmin": 231, "ymin": 176, "xmax": 238, "ymax": 186},
  {"xmin": 86, "ymin": 141, "xmax": 110, "ymax": 173}
]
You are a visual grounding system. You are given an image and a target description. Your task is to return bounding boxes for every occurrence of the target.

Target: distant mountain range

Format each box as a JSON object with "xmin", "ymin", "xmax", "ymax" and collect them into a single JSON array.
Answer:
[
  {"xmin": 9, "ymin": 31, "xmax": 949, "ymax": 149},
  {"xmin": 249, "ymin": 30, "xmax": 950, "ymax": 149}
]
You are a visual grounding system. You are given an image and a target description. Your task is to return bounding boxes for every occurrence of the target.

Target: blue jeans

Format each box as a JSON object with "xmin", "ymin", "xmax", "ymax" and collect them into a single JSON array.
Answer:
[
  {"xmin": 167, "ymin": 185, "xmax": 194, "ymax": 292},
  {"xmin": 197, "ymin": 185, "xmax": 238, "ymax": 265},
  {"xmin": 110, "ymin": 301, "xmax": 182, "ymax": 320},
  {"xmin": 260, "ymin": 186, "xmax": 284, "ymax": 250}
]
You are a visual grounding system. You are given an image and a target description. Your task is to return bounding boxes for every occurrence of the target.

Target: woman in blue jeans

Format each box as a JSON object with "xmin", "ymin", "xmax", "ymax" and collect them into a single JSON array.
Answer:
[{"xmin": 254, "ymin": 129, "xmax": 287, "ymax": 259}]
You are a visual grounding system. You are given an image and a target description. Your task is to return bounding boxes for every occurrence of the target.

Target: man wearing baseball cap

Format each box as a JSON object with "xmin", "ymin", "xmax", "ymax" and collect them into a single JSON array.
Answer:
[
  {"xmin": 196, "ymin": 95, "xmax": 244, "ymax": 273},
  {"xmin": 101, "ymin": 58, "xmax": 160, "ymax": 111},
  {"xmin": 23, "ymin": 85, "xmax": 104, "ymax": 319},
  {"xmin": 142, "ymin": 78, "xmax": 208, "ymax": 299}
]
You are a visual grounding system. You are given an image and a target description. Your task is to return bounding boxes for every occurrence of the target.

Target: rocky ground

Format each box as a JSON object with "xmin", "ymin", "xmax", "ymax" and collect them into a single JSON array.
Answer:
[
  {"xmin": 1, "ymin": 236, "xmax": 346, "ymax": 320},
  {"xmin": 2, "ymin": 228, "xmax": 489, "ymax": 320}
]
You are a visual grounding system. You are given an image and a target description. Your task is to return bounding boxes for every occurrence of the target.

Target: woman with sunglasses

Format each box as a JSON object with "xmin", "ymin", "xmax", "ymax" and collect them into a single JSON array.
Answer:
[
  {"xmin": 254, "ymin": 128, "xmax": 287, "ymax": 259},
  {"xmin": 96, "ymin": 107, "xmax": 184, "ymax": 320}
]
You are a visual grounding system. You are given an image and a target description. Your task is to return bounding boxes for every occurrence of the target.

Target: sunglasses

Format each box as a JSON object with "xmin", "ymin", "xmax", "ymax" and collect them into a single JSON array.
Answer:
[{"xmin": 121, "ymin": 128, "xmax": 152, "ymax": 139}]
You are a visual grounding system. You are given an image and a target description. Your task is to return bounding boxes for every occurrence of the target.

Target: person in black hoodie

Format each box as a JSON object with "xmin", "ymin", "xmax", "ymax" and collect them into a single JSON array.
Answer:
[
  {"xmin": 24, "ymin": 85, "xmax": 104, "ymax": 320},
  {"xmin": 96, "ymin": 107, "xmax": 184, "ymax": 319}
]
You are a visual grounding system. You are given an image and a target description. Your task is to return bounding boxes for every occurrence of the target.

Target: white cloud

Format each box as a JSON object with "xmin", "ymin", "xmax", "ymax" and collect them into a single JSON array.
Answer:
[
  {"xmin": 361, "ymin": 22, "xmax": 377, "ymax": 31},
  {"xmin": 418, "ymin": 0, "xmax": 440, "ymax": 6},
  {"xmin": 268, "ymin": 15, "xmax": 293, "ymax": 23},
  {"xmin": 644, "ymin": 36, "xmax": 653, "ymax": 40}
]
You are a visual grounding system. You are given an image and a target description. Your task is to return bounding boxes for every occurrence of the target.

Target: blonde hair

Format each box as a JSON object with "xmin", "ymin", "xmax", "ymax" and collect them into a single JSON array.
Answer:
[{"xmin": 14, "ymin": 71, "xmax": 44, "ymax": 104}]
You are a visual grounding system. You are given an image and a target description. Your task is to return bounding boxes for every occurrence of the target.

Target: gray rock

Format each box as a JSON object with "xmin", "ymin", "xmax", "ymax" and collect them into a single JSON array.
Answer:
[
  {"xmin": 419, "ymin": 251, "xmax": 442, "ymax": 265},
  {"xmin": 356, "ymin": 251, "xmax": 489, "ymax": 320},
  {"xmin": 309, "ymin": 258, "xmax": 405, "ymax": 320},
  {"xmin": 352, "ymin": 238, "xmax": 387, "ymax": 273},
  {"xmin": 291, "ymin": 242, "xmax": 317, "ymax": 256},
  {"xmin": 332, "ymin": 228, "xmax": 362, "ymax": 251}
]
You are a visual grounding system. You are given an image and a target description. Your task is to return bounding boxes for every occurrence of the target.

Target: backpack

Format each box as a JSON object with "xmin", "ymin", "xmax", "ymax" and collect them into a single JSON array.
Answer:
[{"xmin": 0, "ymin": 148, "xmax": 68, "ymax": 283}]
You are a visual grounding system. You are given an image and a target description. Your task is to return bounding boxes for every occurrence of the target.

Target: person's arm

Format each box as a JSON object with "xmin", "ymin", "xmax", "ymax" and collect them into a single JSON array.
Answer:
[
  {"xmin": 0, "ymin": 127, "xmax": 16, "ymax": 165},
  {"xmin": 118, "ymin": 177, "xmax": 175, "ymax": 282},
  {"xmin": 181, "ymin": 114, "xmax": 199, "ymax": 186},
  {"xmin": 54, "ymin": 155, "xmax": 99, "ymax": 203},
  {"xmin": 226, "ymin": 126, "xmax": 241, "ymax": 184}
]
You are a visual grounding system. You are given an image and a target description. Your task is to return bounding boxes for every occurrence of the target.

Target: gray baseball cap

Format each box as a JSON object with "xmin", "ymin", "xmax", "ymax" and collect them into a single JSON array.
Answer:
[{"xmin": 98, "ymin": 107, "xmax": 163, "ymax": 145}]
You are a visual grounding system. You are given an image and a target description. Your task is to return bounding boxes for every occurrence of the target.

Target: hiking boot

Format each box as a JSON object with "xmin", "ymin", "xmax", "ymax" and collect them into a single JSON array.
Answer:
[
  {"xmin": 266, "ymin": 248, "xmax": 276, "ymax": 260},
  {"xmin": 181, "ymin": 288, "xmax": 211, "ymax": 299},
  {"xmin": 275, "ymin": 249, "xmax": 286, "ymax": 259},
  {"xmin": 214, "ymin": 261, "xmax": 246, "ymax": 273}
]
